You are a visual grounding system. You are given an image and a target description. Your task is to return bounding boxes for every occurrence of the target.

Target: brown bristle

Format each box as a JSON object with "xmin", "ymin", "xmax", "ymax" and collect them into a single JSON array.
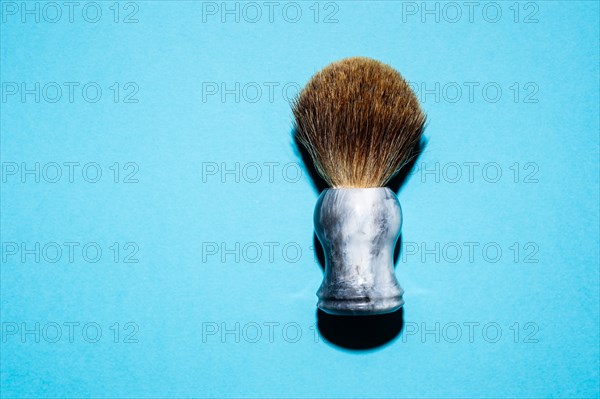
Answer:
[{"xmin": 292, "ymin": 57, "xmax": 426, "ymax": 188}]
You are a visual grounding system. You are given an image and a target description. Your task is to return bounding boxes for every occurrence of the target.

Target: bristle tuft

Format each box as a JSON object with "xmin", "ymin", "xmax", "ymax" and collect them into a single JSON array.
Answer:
[{"xmin": 292, "ymin": 57, "xmax": 426, "ymax": 188}]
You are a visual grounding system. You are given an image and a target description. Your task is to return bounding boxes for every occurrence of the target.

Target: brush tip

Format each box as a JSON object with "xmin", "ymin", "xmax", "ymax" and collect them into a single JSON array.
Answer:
[{"xmin": 293, "ymin": 57, "xmax": 425, "ymax": 188}]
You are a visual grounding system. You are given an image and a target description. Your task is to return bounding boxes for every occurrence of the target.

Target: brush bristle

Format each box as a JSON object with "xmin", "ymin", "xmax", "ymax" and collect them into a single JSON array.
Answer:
[{"xmin": 292, "ymin": 57, "xmax": 426, "ymax": 188}]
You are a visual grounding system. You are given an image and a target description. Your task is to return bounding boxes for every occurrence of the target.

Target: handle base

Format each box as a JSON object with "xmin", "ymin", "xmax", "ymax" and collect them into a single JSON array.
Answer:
[{"xmin": 317, "ymin": 293, "xmax": 404, "ymax": 316}]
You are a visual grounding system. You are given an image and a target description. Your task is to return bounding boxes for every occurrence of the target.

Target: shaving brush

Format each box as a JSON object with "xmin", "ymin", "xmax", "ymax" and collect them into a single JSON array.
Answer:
[{"xmin": 292, "ymin": 57, "xmax": 426, "ymax": 315}]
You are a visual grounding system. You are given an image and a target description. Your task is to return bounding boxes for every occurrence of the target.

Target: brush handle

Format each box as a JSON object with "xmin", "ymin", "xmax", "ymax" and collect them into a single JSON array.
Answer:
[{"xmin": 314, "ymin": 187, "xmax": 404, "ymax": 315}]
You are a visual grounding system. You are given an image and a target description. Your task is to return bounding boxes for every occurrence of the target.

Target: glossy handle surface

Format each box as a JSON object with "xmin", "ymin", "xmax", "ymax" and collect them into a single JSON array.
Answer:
[{"xmin": 314, "ymin": 187, "xmax": 404, "ymax": 315}]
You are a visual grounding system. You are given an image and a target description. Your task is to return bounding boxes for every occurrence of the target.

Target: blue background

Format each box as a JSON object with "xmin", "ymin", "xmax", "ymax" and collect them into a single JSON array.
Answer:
[{"xmin": 1, "ymin": 1, "xmax": 599, "ymax": 398}]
